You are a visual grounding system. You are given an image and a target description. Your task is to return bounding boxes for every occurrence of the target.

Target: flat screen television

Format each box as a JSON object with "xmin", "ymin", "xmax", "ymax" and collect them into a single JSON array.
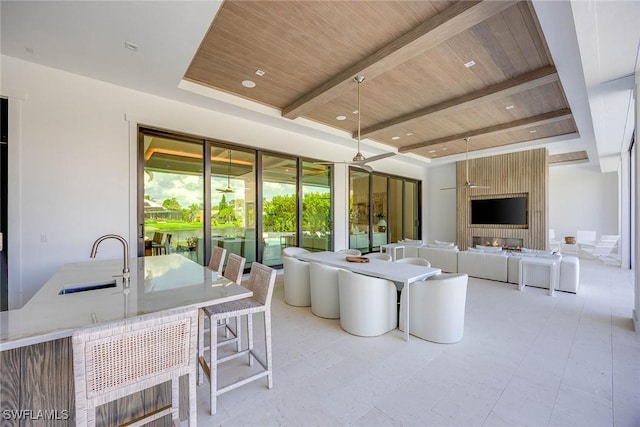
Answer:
[{"xmin": 471, "ymin": 196, "xmax": 527, "ymax": 225}]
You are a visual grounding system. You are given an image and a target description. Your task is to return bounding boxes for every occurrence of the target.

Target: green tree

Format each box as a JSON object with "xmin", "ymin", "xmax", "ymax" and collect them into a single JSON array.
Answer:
[
  {"xmin": 187, "ymin": 203, "xmax": 202, "ymax": 222},
  {"xmin": 217, "ymin": 195, "xmax": 236, "ymax": 223},
  {"xmin": 162, "ymin": 197, "xmax": 182, "ymax": 211},
  {"xmin": 302, "ymin": 192, "xmax": 331, "ymax": 232},
  {"xmin": 263, "ymin": 194, "xmax": 296, "ymax": 231}
]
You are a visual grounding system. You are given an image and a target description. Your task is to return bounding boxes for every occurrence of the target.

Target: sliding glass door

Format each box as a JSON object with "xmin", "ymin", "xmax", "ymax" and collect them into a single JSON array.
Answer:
[
  {"xmin": 211, "ymin": 146, "xmax": 256, "ymax": 268},
  {"xmin": 372, "ymin": 175, "xmax": 388, "ymax": 251},
  {"xmin": 139, "ymin": 127, "xmax": 335, "ymax": 268},
  {"xmin": 261, "ymin": 153, "xmax": 297, "ymax": 267},
  {"xmin": 141, "ymin": 133, "xmax": 204, "ymax": 264},
  {"xmin": 302, "ymin": 161, "xmax": 332, "ymax": 252},
  {"xmin": 349, "ymin": 168, "xmax": 421, "ymax": 252},
  {"xmin": 349, "ymin": 169, "xmax": 371, "ymax": 252}
]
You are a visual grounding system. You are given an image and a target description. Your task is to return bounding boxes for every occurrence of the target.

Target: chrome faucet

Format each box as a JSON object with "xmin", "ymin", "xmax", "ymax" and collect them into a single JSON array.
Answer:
[{"xmin": 90, "ymin": 234, "xmax": 130, "ymax": 282}]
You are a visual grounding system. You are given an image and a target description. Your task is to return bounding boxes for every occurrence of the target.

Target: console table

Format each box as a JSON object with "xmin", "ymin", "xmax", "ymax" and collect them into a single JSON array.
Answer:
[
  {"xmin": 518, "ymin": 257, "xmax": 560, "ymax": 296},
  {"xmin": 380, "ymin": 243, "xmax": 404, "ymax": 261}
]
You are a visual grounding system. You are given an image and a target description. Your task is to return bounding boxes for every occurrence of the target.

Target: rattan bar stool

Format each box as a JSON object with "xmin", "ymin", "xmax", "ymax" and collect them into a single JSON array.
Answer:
[
  {"xmin": 72, "ymin": 308, "xmax": 198, "ymax": 426},
  {"xmin": 198, "ymin": 262, "xmax": 277, "ymax": 415},
  {"xmin": 198, "ymin": 253, "xmax": 246, "ymax": 386},
  {"xmin": 208, "ymin": 246, "xmax": 227, "ymax": 275}
]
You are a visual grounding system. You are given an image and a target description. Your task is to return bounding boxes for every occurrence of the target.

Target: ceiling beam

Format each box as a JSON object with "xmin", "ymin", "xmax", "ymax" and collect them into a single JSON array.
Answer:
[
  {"xmin": 282, "ymin": 0, "xmax": 519, "ymax": 119},
  {"xmin": 398, "ymin": 109, "xmax": 573, "ymax": 153},
  {"xmin": 358, "ymin": 65, "xmax": 559, "ymax": 138}
]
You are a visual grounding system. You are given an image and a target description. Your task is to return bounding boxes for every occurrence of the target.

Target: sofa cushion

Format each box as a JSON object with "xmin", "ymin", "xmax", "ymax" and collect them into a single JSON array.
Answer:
[{"xmin": 458, "ymin": 251, "xmax": 508, "ymax": 282}]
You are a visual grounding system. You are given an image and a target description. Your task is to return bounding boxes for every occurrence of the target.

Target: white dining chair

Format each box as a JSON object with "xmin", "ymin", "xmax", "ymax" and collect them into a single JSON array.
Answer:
[
  {"xmin": 399, "ymin": 273, "xmax": 468, "ymax": 343},
  {"xmin": 338, "ymin": 269, "xmax": 397, "ymax": 337},
  {"xmin": 395, "ymin": 257, "xmax": 431, "ymax": 267},
  {"xmin": 364, "ymin": 252, "xmax": 392, "ymax": 261},
  {"xmin": 309, "ymin": 262, "xmax": 340, "ymax": 319},
  {"xmin": 282, "ymin": 246, "xmax": 310, "ymax": 257},
  {"xmin": 283, "ymin": 256, "xmax": 311, "ymax": 306},
  {"xmin": 337, "ymin": 249, "xmax": 362, "ymax": 256}
]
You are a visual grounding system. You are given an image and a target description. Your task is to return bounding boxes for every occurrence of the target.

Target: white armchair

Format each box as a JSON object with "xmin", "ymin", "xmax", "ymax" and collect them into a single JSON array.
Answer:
[
  {"xmin": 338, "ymin": 270, "xmax": 397, "ymax": 337},
  {"xmin": 399, "ymin": 273, "xmax": 468, "ymax": 343}
]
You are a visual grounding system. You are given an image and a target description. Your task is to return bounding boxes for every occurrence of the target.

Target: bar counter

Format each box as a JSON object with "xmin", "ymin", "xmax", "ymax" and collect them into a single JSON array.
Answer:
[{"xmin": 0, "ymin": 254, "xmax": 250, "ymax": 425}]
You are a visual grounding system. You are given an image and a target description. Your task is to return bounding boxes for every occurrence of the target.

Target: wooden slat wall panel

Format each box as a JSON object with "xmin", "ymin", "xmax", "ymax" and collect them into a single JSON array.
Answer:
[
  {"xmin": 0, "ymin": 348, "xmax": 21, "ymax": 427},
  {"xmin": 0, "ymin": 338, "xmax": 188, "ymax": 427},
  {"xmin": 20, "ymin": 338, "xmax": 73, "ymax": 426},
  {"xmin": 456, "ymin": 148, "xmax": 548, "ymax": 250}
]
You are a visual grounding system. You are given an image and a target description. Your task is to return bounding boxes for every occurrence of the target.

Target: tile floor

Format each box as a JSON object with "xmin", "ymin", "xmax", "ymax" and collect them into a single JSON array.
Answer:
[{"xmin": 196, "ymin": 258, "xmax": 640, "ymax": 426}]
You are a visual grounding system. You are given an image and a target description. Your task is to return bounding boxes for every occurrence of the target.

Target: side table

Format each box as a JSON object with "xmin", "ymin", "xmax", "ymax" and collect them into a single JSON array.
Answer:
[
  {"xmin": 380, "ymin": 243, "xmax": 405, "ymax": 261},
  {"xmin": 519, "ymin": 257, "xmax": 560, "ymax": 296}
]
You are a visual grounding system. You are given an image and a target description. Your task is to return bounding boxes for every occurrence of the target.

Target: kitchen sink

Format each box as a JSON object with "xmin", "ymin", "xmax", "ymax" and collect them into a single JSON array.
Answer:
[{"xmin": 58, "ymin": 279, "xmax": 117, "ymax": 295}]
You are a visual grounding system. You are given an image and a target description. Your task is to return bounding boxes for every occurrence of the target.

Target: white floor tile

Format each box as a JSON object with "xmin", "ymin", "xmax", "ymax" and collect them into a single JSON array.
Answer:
[{"xmin": 194, "ymin": 258, "xmax": 640, "ymax": 426}]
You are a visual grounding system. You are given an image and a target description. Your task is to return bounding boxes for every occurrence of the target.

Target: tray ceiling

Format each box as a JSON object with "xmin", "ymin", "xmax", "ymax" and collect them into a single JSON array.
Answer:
[{"xmin": 184, "ymin": 0, "xmax": 579, "ymax": 161}]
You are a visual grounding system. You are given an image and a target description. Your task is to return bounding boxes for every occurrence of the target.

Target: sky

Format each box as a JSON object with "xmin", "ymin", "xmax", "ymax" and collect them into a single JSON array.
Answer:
[{"xmin": 145, "ymin": 171, "xmax": 328, "ymax": 209}]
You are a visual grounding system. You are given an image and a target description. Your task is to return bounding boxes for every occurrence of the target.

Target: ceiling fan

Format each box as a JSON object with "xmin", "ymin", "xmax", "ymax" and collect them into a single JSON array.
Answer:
[
  {"xmin": 441, "ymin": 137, "xmax": 489, "ymax": 190},
  {"xmin": 217, "ymin": 149, "xmax": 234, "ymax": 193},
  {"xmin": 316, "ymin": 75, "xmax": 395, "ymax": 172}
]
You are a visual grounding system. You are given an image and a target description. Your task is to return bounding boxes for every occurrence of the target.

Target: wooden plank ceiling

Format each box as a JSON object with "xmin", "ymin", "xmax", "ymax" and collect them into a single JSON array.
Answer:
[{"xmin": 184, "ymin": 0, "xmax": 580, "ymax": 161}]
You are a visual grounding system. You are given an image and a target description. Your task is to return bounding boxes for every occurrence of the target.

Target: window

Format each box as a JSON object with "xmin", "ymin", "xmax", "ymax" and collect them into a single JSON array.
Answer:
[{"xmin": 138, "ymin": 127, "xmax": 332, "ymax": 269}]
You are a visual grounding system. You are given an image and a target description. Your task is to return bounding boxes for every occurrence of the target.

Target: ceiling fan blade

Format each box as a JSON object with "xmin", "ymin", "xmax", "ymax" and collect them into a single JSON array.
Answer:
[
  {"xmin": 351, "ymin": 163, "xmax": 373, "ymax": 173},
  {"xmin": 360, "ymin": 152, "xmax": 396, "ymax": 164},
  {"xmin": 440, "ymin": 186, "xmax": 458, "ymax": 190},
  {"xmin": 469, "ymin": 184, "xmax": 490, "ymax": 189}
]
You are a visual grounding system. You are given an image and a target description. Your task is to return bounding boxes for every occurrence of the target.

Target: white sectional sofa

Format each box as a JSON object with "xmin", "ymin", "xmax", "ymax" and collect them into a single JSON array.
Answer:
[
  {"xmin": 417, "ymin": 246, "xmax": 459, "ymax": 273},
  {"xmin": 396, "ymin": 242, "xmax": 579, "ymax": 293},
  {"xmin": 457, "ymin": 250, "xmax": 509, "ymax": 282}
]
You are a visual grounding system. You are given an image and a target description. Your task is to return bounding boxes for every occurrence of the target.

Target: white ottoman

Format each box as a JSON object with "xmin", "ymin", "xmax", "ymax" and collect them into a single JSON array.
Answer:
[{"xmin": 559, "ymin": 256, "xmax": 579, "ymax": 293}]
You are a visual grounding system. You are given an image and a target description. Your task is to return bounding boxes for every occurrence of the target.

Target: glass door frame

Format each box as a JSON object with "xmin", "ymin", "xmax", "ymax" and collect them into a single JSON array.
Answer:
[
  {"xmin": 349, "ymin": 166, "xmax": 422, "ymax": 253},
  {"xmin": 137, "ymin": 126, "xmax": 335, "ymax": 268}
]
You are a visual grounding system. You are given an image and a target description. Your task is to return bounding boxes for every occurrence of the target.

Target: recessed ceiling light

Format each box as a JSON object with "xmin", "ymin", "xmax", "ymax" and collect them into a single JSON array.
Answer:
[
  {"xmin": 428, "ymin": 150, "xmax": 436, "ymax": 153},
  {"xmin": 336, "ymin": 115, "xmax": 347, "ymax": 121},
  {"xmin": 242, "ymin": 80, "xmax": 256, "ymax": 88},
  {"xmin": 442, "ymin": 147, "xmax": 448, "ymax": 151},
  {"xmin": 124, "ymin": 41, "xmax": 138, "ymax": 52},
  {"xmin": 406, "ymin": 132, "xmax": 414, "ymax": 136},
  {"xmin": 529, "ymin": 130, "xmax": 537, "ymax": 133},
  {"xmin": 352, "ymin": 110, "xmax": 359, "ymax": 115},
  {"xmin": 505, "ymin": 105, "xmax": 515, "ymax": 110},
  {"xmin": 464, "ymin": 60, "xmax": 476, "ymax": 68},
  {"xmin": 392, "ymin": 136, "xmax": 400, "ymax": 140},
  {"xmin": 255, "ymin": 69, "xmax": 265, "ymax": 77}
]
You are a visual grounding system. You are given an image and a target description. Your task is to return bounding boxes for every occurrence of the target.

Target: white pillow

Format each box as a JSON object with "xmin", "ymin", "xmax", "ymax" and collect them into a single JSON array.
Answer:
[
  {"xmin": 428, "ymin": 243, "xmax": 458, "ymax": 251},
  {"xmin": 476, "ymin": 245, "xmax": 503, "ymax": 252},
  {"xmin": 434, "ymin": 240, "xmax": 455, "ymax": 247}
]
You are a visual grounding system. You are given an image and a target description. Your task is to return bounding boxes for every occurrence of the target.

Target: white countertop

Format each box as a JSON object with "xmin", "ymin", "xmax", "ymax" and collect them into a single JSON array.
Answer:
[{"xmin": 0, "ymin": 254, "xmax": 250, "ymax": 351}]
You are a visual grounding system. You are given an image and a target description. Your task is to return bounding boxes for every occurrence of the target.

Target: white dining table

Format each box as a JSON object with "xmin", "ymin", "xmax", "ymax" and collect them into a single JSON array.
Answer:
[{"xmin": 295, "ymin": 251, "xmax": 441, "ymax": 341}]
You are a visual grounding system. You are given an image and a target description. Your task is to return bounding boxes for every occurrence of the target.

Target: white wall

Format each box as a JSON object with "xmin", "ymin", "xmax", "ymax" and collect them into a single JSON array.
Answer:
[
  {"xmin": 549, "ymin": 164, "xmax": 619, "ymax": 239},
  {"xmin": 2, "ymin": 55, "xmax": 426, "ymax": 308},
  {"xmin": 426, "ymin": 164, "xmax": 457, "ymax": 243}
]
